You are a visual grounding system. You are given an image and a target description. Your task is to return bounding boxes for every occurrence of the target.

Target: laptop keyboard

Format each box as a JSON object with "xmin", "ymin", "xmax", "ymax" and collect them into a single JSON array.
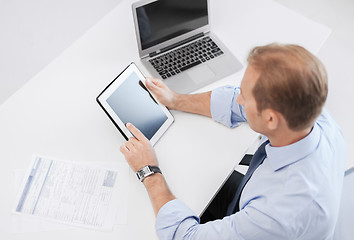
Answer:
[{"xmin": 149, "ymin": 36, "xmax": 224, "ymax": 79}]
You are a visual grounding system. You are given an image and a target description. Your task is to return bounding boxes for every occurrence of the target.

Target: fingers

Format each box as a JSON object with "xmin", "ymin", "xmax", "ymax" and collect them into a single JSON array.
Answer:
[
  {"xmin": 126, "ymin": 123, "xmax": 146, "ymax": 142},
  {"xmin": 120, "ymin": 137, "xmax": 138, "ymax": 153},
  {"xmin": 121, "ymin": 124, "xmax": 146, "ymax": 155},
  {"xmin": 128, "ymin": 136, "xmax": 138, "ymax": 144},
  {"xmin": 150, "ymin": 78, "xmax": 160, "ymax": 86},
  {"xmin": 145, "ymin": 78, "xmax": 155, "ymax": 90},
  {"xmin": 120, "ymin": 144, "xmax": 128, "ymax": 154},
  {"xmin": 146, "ymin": 78, "xmax": 163, "ymax": 90},
  {"xmin": 125, "ymin": 140, "xmax": 134, "ymax": 150}
]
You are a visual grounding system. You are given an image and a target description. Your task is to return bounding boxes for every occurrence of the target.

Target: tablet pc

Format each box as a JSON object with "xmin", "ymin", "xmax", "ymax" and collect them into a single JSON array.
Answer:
[{"xmin": 96, "ymin": 62, "xmax": 174, "ymax": 146}]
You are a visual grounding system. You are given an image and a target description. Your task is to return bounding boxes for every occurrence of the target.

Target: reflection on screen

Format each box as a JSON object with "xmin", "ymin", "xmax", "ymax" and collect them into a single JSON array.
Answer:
[
  {"xmin": 107, "ymin": 72, "xmax": 167, "ymax": 140},
  {"xmin": 136, "ymin": 0, "xmax": 208, "ymax": 50}
]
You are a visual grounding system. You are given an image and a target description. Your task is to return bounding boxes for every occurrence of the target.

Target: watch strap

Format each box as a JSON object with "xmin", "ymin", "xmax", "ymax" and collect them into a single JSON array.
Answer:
[{"xmin": 149, "ymin": 166, "xmax": 161, "ymax": 174}]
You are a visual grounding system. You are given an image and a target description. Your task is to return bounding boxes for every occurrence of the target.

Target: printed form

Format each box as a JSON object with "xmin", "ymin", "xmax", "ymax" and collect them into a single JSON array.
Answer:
[{"xmin": 14, "ymin": 156, "xmax": 128, "ymax": 230}]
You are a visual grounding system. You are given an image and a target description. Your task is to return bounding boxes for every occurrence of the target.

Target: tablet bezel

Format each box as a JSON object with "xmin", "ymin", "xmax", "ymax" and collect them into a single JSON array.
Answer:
[{"xmin": 96, "ymin": 62, "xmax": 174, "ymax": 146}]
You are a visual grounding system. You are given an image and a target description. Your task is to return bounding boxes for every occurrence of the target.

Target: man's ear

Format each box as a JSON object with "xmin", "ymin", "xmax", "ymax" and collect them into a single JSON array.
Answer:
[{"xmin": 263, "ymin": 109, "xmax": 279, "ymax": 131}]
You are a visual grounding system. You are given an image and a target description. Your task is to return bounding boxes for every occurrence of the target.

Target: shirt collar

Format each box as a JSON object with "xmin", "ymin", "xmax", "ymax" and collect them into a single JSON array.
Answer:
[{"xmin": 265, "ymin": 123, "xmax": 321, "ymax": 171}]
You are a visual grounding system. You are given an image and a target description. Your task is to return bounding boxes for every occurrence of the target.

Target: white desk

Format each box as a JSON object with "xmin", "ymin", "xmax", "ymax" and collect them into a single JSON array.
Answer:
[{"xmin": 0, "ymin": 0, "xmax": 330, "ymax": 239}]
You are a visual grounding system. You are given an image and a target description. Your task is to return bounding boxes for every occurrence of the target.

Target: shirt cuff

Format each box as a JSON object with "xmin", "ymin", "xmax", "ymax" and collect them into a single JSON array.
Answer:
[{"xmin": 210, "ymin": 86, "xmax": 246, "ymax": 128}]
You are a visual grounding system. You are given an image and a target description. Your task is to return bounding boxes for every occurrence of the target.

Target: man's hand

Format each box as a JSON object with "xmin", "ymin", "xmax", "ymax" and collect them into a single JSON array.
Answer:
[
  {"xmin": 120, "ymin": 123, "xmax": 175, "ymax": 215},
  {"xmin": 146, "ymin": 77, "xmax": 212, "ymax": 117},
  {"xmin": 145, "ymin": 78, "xmax": 178, "ymax": 109},
  {"xmin": 120, "ymin": 123, "xmax": 158, "ymax": 172}
]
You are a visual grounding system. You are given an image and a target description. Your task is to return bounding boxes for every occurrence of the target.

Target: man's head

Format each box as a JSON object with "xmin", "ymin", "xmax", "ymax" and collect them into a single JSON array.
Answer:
[{"xmin": 237, "ymin": 43, "xmax": 328, "ymax": 134}]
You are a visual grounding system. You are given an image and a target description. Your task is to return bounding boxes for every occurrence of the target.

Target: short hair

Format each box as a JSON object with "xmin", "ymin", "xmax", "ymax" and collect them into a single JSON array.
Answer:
[{"xmin": 247, "ymin": 43, "xmax": 328, "ymax": 131}]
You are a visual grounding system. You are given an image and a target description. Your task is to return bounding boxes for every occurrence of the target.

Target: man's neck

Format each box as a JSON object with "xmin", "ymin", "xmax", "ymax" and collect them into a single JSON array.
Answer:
[{"xmin": 267, "ymin": 126, "xmax": 313, "ymax": 147}]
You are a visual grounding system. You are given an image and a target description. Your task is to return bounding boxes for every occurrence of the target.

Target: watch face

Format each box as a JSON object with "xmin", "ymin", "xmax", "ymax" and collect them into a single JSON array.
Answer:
[
  {"xmin": 137, "ymin": 166, "xmax": 151, "ymax": 179},
  {"xmin": 143, "ymin": 167, "xmax": 152, "ymax": 174},
  {"xmin": 137, "ymin": 170, "xmax": 144, "ymax": 179},
  {"xmin": 136, "ymin": 166, "xmax": 157, "ymax": 181}
]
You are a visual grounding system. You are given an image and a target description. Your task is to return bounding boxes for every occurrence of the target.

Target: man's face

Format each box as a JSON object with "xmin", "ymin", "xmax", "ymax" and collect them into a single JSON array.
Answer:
[{"xmin": 236, "ymin": 65, "xmax": 265, "ymax": 133}]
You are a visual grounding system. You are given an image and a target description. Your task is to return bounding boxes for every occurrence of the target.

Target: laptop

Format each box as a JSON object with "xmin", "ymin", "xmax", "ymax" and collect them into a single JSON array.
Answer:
[{"xmin": 132, "ymin": 0, "xmax": 243, "ymax": 94}]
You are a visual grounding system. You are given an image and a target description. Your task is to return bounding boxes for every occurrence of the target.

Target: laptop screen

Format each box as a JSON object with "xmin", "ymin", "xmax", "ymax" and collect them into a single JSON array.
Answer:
[{"xmin": 136, "ymin": 0, "xmax": 208, "ymax": 50}]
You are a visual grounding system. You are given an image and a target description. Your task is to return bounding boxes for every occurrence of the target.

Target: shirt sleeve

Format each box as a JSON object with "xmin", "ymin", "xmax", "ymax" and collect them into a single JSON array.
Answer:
[
  {"xmin": 155, "ymin": 198, "xmax": 234, "ymax": 239},
  {"xmin": 155, "ymin": 199, "xmax": 288, "ymax": 240},
  {"xmin": 155, "ymin": 199, "xmax": 199, "ymax": 239},
  {"xmin": 210, "ymin": 86, "xmax": 247, "ymax": 128}
]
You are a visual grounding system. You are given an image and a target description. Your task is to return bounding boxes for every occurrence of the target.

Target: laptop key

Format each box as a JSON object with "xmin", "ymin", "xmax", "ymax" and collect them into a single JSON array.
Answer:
[{"xmin": 180, "ymin": 60, "xmax": 202, "ymax": 72}]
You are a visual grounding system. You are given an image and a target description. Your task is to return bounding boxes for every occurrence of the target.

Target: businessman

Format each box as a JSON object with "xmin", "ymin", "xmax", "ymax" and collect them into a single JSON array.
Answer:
[{"xmin": 120, "ymin": 44, "xmax": 346, "ymax": 239}]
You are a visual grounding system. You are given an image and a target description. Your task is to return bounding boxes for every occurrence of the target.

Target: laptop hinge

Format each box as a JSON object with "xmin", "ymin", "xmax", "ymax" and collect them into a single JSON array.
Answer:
[{"xmin": 149, "ymin": 32, "xmax": 205, "ymax": 58}]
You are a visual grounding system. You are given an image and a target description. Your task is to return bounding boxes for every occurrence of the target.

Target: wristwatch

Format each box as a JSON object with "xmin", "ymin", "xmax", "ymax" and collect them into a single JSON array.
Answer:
[{"xmin": 136, "ymin": 165, "xmax": 162, "ymax": 182}]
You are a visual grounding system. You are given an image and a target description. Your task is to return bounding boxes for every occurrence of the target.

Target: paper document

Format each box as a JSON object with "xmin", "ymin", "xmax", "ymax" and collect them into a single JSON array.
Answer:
[{"xmin": 13, "ymin": 156, "xmax": 127, "ymax": 230}]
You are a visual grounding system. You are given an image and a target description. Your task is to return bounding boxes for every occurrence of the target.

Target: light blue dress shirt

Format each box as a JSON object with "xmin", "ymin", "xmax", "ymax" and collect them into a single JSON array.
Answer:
[{"xmin": 155, "ymin": 86, "xmax": 346, "ymax": 240}]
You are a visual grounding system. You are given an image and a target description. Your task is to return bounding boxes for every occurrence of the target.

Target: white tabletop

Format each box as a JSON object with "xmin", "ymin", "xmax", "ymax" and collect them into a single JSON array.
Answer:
[{"xmin": 0, "ymin": 0, "xmax": 331, "ymax": 239}]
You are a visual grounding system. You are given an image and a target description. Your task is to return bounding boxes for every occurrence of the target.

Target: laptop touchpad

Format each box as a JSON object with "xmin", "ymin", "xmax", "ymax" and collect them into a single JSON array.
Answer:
[{"xmin": 187, "ymin": 65, "xmax": 215, "ymax": 84}]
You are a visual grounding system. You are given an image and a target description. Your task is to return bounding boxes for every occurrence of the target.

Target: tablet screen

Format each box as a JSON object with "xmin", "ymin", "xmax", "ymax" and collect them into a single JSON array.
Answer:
[{"xmin": 106, "ymin": 71, "xmax": 167, "ymax": 140}]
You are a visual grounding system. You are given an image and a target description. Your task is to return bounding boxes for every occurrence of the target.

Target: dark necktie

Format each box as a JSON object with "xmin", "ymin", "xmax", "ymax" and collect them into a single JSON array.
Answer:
[{"xmin": 226, "ymin": 140, "xmax": 270, "ymax": 215}]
